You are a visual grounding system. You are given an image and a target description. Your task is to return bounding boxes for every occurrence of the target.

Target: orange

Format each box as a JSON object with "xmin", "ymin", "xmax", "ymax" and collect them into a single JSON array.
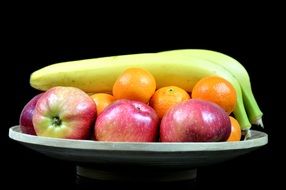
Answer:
[
  {"xmin": 112, "ymin": 68, "xmax": 156, "ymax": 103},
  {"xmin": 192, "ymin": 76, "xmax": 236, "ymax": 114},
  {"xmin": 149, "ymin": 86, "xmax": 190, "ymax": 118},
  {"xmin": 227, "ymin": 116, "xmax": 241, "ymax": 141},
  {"xmin": 90, "ymin": 93, "xmax": 115, "ymax": 115}
]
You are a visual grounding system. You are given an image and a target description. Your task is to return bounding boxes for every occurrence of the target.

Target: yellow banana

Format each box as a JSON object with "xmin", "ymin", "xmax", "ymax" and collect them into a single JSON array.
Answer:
[
  {"xmin": 30, "ymin": 53, "xmax": 251, "ymax": 130},
  {"xmin": 159, "ymin": 49, "xmax": 263, "ymax": 127}
]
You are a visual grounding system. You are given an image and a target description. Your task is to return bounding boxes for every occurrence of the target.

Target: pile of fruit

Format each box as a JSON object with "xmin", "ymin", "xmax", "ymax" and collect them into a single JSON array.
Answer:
[{"xmin": 19, "ymin": 49, "xmax": 263, "ymax": 142}]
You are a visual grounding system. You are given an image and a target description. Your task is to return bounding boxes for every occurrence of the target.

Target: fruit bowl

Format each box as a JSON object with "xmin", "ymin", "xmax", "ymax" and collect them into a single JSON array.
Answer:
[{"xmin": 9, "ymin": 125, "xmax": 268, "ymax": 181}]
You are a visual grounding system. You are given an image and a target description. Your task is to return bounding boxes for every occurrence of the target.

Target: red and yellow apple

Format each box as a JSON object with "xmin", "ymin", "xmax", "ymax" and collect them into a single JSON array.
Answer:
[
  {"xmin": 95, "ymin": 99, "xmax": 159, "ymax": 142},
  {"xmin": 32, "ymin": 86, "xmax": 97, "ymax": 139},
  {"xmin": 160, "ymin": 99, "xmax": 231, "ymax": 142}
]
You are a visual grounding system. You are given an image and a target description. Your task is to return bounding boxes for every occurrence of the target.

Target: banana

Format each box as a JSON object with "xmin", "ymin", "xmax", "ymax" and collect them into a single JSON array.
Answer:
[
  {"xmin": 30, "ymin": 53, "xmax": 251, "ymax": 130},
  {"xmin": 159, "ymin": 49, "xmax": 263, "ymax": 127}
]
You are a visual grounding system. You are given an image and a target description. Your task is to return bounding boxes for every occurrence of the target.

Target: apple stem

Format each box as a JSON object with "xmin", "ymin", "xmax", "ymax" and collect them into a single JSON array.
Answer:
[{"xmin": 52, "ymin": 116, "xmax": 62, "ymax": 127}]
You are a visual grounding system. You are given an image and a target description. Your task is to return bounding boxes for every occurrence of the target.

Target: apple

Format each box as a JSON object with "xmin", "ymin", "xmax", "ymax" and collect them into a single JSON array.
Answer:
[
  {"xmin": 33, "ymin": 86, "xmax": 97, "ymax": 139},
  {"xmin": 95, "ymin": 99, "xmax": 159, "ymax": 142},
  {"xmin": 160, "ymin": 99, "xmax": 231, "ymax": 142},
  {"xmin": 19, "ymin": 93, "xmax": 44, "ymax": 135}
]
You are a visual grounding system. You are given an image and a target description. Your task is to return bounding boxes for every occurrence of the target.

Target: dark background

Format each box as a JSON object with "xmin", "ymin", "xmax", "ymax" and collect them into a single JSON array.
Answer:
[{"xmin": 2, "ymin": 7, "xmax": 283, "ymax": 189}]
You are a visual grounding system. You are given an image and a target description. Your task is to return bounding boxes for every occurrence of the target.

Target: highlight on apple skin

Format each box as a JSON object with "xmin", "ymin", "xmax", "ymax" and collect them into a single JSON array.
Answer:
[{"xmin": 32, "ymin": 86, "xmax": 97, "ymax": 139}]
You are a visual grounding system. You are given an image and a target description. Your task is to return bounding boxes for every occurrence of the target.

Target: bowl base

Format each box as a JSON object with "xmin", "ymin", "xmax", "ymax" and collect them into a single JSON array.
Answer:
[{"xmin": 76, "ymin": 166, "xmax": 197, "ymax": 181}]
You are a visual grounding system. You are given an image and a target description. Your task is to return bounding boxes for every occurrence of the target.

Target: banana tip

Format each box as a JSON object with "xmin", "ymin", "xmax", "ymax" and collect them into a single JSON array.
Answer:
[{"xmin": 255, "ymin": 118, "xmax": 264, "ymax": 128}]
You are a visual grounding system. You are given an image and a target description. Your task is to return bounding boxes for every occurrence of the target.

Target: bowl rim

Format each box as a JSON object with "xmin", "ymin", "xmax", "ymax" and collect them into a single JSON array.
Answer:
[{"xmin": 9, "ymin": 125, "xmax": 268, "ymax": 152}]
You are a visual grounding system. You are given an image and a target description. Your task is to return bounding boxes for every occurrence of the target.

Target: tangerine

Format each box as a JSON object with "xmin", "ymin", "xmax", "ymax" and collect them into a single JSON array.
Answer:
[
  {"xmin": 112, "ymin": 68, "xmax": 156, "ymax": 103},
  {"xmin": 90, "ymin": 93, "xmax": 115, "ymax": 115},
  {"xmin": 227, "ymin": 116, "xmax": 241, "ymax": 141},
  {"xmin": 192, "ymin": 76, "xmax": 236, "ymax": 114},
  {"xmin": 149, "ymin": 86, "xmax": 190, "ymax": 118}
]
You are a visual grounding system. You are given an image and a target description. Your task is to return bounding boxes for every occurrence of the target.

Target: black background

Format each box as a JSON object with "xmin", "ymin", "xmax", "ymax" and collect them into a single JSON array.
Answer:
[{"xmin": 2, "ymin": 8, "xmax": 283, "ymax": 189}]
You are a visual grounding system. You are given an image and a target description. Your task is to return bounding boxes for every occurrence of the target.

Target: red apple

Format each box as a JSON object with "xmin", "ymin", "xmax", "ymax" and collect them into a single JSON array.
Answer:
[
  {"xmin": 19, "ymin": 93, "xmax": 44, "ymax": 135},
  {"xmin": 160, "ymin": 99, "xmax": 231, "ymax": 142},
  {"xmin": 33, "ymin": 86, "xmax": 97, "ymax": 139},
  {"xmin": 95, "ymin": 99, "xmax": 159, "ymax": 142}
]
